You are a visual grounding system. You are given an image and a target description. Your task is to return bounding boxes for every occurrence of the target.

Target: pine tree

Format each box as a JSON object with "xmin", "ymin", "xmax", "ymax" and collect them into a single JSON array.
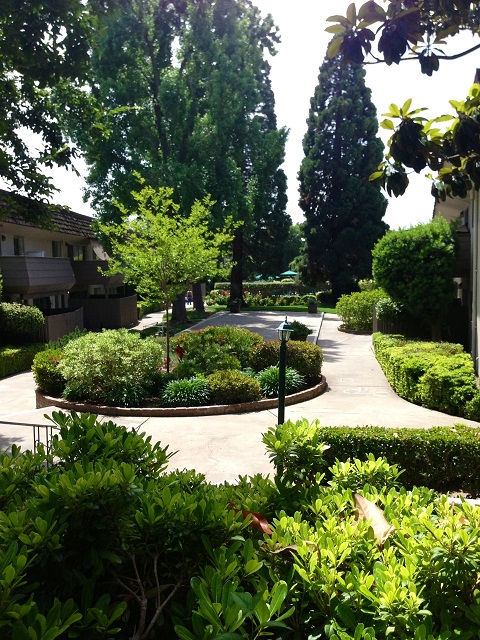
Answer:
[{"xmin": 298, "ymin": 55, "xmax": 388, "ymax": 299}]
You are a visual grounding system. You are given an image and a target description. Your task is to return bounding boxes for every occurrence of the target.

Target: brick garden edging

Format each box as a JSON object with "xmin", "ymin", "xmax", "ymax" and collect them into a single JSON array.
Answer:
[{"xmin": 36, "ymin": 376, "xmax": 327, "ymax": 417}]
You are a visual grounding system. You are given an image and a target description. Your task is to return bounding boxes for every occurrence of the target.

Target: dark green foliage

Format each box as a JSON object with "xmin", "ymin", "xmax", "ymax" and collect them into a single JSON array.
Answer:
[
  {"xmin": 161, "ymin": 377, "xmax": 211, "ymax": 407},
  {"xmin": 372, "ymin": 218, "xmax": 457, "ymax": 334},
  {"xmin": 256, "ymin": 366, "xmax": 306, "ymax": 398},
  {"xmin": 3, "ymin": 411, "xmax": 480, "ymax": 638},
  {"xmin": 263, "ymin": 418, "xmax": 480, "ymax": 495},
  {"xmin": 48, "ymin": 411, "xmax": 172, "ymax": 477},
  {"xmin": 31, "ymin": 348, "xmax": 65, "ymax": 395},
  {"xmin": 46, "ymin": 327, "xmax": 88, "ymax": 350},
  {"xmin": 0, "ymin": 302, "xmax": 45, "ymax": 344},
  {"xmin": 0, "ymin": 344, "xmax": 44, "ymax": 378},
  {"xmin": 298, "ymin": 55, "xmax": 388, "ymax": 299},
  {"xmin": 250, "ymin": 340, "xmax": 323, "ymax": 383},
  {"xmin": 336, "ymin": 289, "xmax": 386, "ymax": 331},
  {"xmin": 0, "ymin": 0, "xmax": 93, "ymax": 200},
  {"xmin": 289, "ymin": 320, "xmax": 312, "ymax": 340},
  {"xmin": 58, "ymin": 329, "xmax": 164, "ymax": 407},
  {"xmin": 172, "ymin": 326, "xmax": 263, "ymax": 378},
  {"xmin": 207, "ymin": 370, "xmax": 261, "ymax": 405},
  {"xmin": 373, "ymin": 333, "xmax": 480, "ymax": 419}
]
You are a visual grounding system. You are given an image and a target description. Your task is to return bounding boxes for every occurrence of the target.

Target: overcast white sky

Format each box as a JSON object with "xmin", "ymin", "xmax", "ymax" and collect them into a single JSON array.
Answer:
[{"xmin": 44, "ymin": 0, "xmax": 480, "ymax": 230}]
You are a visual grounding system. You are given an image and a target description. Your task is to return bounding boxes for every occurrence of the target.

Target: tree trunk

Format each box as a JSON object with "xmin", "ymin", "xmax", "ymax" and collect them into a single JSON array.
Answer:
[
  {"xmin": 192, "ymin": 282, "xmax": 205, "ymax": 313},
  {"xmin": 171, "ymin": 292, "xmax": 188, "ymax": 323},
  {"xmin": 230, "ymin": 230, "xmax": 244, "ymax": 302}
]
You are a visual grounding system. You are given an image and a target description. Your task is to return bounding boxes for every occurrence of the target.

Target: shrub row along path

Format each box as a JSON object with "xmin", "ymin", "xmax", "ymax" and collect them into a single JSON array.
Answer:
[{"xmin": 1, "ymin": 310, "xmax": 479, "ymax": 484}]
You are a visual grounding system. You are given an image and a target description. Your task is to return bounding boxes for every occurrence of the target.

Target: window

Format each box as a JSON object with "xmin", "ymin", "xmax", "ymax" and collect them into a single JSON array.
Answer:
[
  {"xmin": 67, "ymin": 244, "xmax": 86, "ymax": 261},
  {"xmin": 13, "ymin": 236, "xmax": 24, "ymax": 256},
  {"xmin": 52, "ymin": 240, "xmax": 63, "ymax": 257}
]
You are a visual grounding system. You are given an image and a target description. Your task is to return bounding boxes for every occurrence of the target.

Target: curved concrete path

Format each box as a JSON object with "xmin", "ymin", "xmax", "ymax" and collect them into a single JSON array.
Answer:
[{"xmin": 0, "ymin": 311, "xmax": 479, "ymax": 483}]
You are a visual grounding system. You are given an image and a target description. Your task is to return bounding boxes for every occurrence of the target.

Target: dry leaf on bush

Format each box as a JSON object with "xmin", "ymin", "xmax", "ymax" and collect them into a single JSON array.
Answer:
[{"xmin": 354, "ymin": 493, "xmax": 395, "ymax": 545}]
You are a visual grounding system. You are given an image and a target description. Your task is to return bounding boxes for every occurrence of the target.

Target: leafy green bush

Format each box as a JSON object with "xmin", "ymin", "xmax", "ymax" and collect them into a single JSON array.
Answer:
[
  {"xmin": 3, "ymin": 411, "xmax": 480, "ymax": 639},
  {"xmin": 250, "ymin": 340, "xmax": 323, "ymax": 383},
  {"xmin": 289, "ymin": 320, "xmax": 312, "ymax": 339},
  {"xmin": 46, "ymin": 327, "xmax": 88, "ymax": 350},
  {"xmin": 161, "ymin": 376, "xmax": 211, "ymax": 407},
  {"xmin": 58, "ymin": 329, "xmax": 164, "ymax": 407},
  {"xmin": 207, "ymin": 370, "xmax": 261, "ymax": 404},
  {"xmin": 328, "ymin": 454, "xmax": 404, "ymax": 492},
  {"xmin": 49, "ymin": 411, "xmax": 172, "ymax": 477},
  {"xmin": 358, "ymin": 278, "xmax": 377, "ymax": 291},
  {"xmin": 0, "ymin": 302, "xmax": 45, "ymax": 344},
  {"xmin": 0, "ymin": 344, "xmax": 44, "ymax": 378},
  {"xmin": 172, "ymin": 326, "xmax": 263, "ymax": 378},
  {"xmin": 255, "ymin": 366, "xmax": 306, "ymax": 398},
  {"xmin": 31, "ymin": 348, "xmax": 65, "ymax": 395},
  {"xmin": 373, "ymin": 332, "xmax": 480, "ymax": 419},
  {"xmin": 372, "ymin": 217, "xmax": 457, "ymax": 332},
  {"xmin": 336, "ymin": 289, "xmax": 385, "ymax": 331},
  {"xmin": 263, "ymin": 418, "xmax": 480, "ymax": 494}
]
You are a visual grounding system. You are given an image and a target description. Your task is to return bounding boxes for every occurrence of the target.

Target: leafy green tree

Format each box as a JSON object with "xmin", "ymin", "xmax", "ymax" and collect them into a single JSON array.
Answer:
[
  {"xmin": 63, "ymin": 0, "xmax": 289, "ymax": 303},
  {"xmin": 0, "ymin": 0, "xmax": 100, "ymax": 202},
  {"xmin": 298, "ymin": 55, "xmax": 388, "ymax": 299},
  {"xmin": 372, "ymin": 217, "xmax": 457, "ymax": 338},
  {"xmin": 326, "ymin": 2, "xmax": 480, "ymax": 201},
  {"xmin": 98, "ymin": 182, "xmax": 234, "ymax": 370}
]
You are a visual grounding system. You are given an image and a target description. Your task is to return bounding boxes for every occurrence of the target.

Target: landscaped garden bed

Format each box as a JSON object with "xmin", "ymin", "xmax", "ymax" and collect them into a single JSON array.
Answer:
[{"xmin": 32, "ymin": 325, "xmax": 324, "ymax": 414}]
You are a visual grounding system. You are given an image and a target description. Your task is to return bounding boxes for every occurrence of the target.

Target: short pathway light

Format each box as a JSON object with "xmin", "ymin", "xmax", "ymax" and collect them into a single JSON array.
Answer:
[{"xmin": 277, "ymin": 316, "xmax": 293, "ymax": 424}]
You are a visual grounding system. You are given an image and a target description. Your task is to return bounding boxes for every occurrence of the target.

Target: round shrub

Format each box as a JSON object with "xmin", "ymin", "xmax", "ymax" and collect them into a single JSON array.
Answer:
[
  {"xmin": 58, "ymin": 329, "xmax": 164, "ymax": 407},
  {"xmin": 250, "ymin": 341, "xmax": 323, "ymax": 383},
  {"xmin": 32, "ymin": 348, "xmax": 65, "ymax": 395},
  {"xmin": 161, "ymin": 377, "xmax": 211, "ymax": 407},
  {"xmin": 207, "ymin": 370, "xmax": 261, "ymax": 405},
  {"xmin": 171, "ymin": 326, "xmax": 263, "ymax": 377},
  {"xmin": 256, "ymin": 366, "xmax": 306, "ymax": 398},
  {"xmin": 0, "ymin": 302, "xmax": 45, "ymax": 344},
  {"xmin": 335, "ymin": 289, "xmax": 385, "ymax": 332}
]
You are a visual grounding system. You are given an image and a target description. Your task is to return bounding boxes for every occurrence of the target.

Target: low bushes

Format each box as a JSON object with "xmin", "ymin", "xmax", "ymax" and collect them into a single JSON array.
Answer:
[
  {"xmin": 207, "ymin": 369, "xmax": 261, "ymax": 404},
  {"xmin": 250, "ymin": 340, "xmax": 323, "ymax": 383},
  {"xmin": 0, "ymin": 343, "xmax": 44, "ymax": 378},
  {"xmin": 336, "ymin": 289, "xmax": 385, "ymax": 332},
  {"xmin": 3, "ymin": 411, "xmax": 480, "ymax": 639},
  {"xmin": 58, "ymin": 329, "xmax": 165, "ymax": 407},
  {"xmin": 162, "ymin": 377, "xmax": 211, "ymax": 407},
  {"xmin": 0, "ymin": 302, "xmax": 45, "ymax": 345},
  {"xmin": 32, "ymin": 325, "xmax": 322, "ymax": 408},
  {"xmin": 373, "ymin": 332, "xmax": 480, "ymax": 420},
  {"xmin": 263, "ymin": 418, "xmax": 480, "ymax": 495},
  {"xmin": 256, "ymin": 365, "xmax": 306, "ymax": 398},
  {"xmin": 172, "ymin": 326, "xmax": 263, "ymax": 377}
]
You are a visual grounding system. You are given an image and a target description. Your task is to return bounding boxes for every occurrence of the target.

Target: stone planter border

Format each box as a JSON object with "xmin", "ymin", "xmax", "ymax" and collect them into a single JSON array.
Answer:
[{"xmin": 36, "ymin": 376, "xmax": 327, "ymax": 417}]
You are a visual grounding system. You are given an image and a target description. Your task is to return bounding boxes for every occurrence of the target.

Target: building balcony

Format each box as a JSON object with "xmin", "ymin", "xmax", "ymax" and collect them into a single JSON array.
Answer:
[
  {"xmin": 70, "ymin": 260, "xmax": 124, "ymax": 291},
  {"xmin": 0, "ymin": 256, "xmax": 75, "ymax": 296}
]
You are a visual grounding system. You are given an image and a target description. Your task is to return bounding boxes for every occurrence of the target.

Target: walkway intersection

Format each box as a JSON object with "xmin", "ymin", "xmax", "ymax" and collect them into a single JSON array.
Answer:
[{"xmin": 1, "ymin": 311, "xmax": 479, "ymax": 484}]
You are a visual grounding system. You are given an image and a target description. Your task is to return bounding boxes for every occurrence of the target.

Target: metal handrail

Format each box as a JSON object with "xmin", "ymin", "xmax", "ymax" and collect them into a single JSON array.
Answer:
[{"xmin": 0, "ymin": 419, "xmax": 59, "ymax": 457}]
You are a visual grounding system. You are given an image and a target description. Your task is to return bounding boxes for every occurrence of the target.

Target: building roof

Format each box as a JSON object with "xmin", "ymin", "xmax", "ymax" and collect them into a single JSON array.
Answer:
[{"xmin": 0, "ymin": 189, "xmax": 96, "ymax": 239}]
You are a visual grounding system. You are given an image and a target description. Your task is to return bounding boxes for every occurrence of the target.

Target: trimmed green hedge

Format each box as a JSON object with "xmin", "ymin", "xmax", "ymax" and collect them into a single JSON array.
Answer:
[
  {"xmin": 263, "ymin": 419, "xmax": 480, "ymax": 495},
  {"xmin": 250, "ymin": 340, "xmax": 323, "ymax": 383},
  {"xmin": 0, "ymin": 344, "xmax": 45, "ymax": 378},
  {"xmin": 336, "ymin": 289, "xmax": 386, "ymax": 331},
  {"xmin": 373, "ymin": 333, "xmax": 480, "ymax": 420},
  {"xmin": 0, "ymin": 302, "xmax": 45, "ymax": 345}
]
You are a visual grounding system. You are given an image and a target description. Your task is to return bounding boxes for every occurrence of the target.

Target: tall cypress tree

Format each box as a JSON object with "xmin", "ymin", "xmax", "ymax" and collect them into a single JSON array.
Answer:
[{"xmin": 298, "ymin": 55, "xmax": 388, "ymax": 299}]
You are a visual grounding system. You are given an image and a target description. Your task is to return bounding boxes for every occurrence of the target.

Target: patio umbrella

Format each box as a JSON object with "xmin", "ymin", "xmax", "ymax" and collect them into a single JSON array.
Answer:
[{"xmin": 280, "ymin": 270, "xmax": 297, "ymax": 277}]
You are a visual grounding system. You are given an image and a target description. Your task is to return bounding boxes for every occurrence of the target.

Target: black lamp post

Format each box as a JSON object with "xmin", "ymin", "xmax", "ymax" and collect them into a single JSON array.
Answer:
[{"xmin": 277, "ymin": 316, "xmax": 293, "ymax": 424}]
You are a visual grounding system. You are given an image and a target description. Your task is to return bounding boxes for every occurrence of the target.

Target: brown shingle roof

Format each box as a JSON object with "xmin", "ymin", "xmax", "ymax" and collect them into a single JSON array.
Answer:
[{"xmin": 0, "ymin": 189, "xmax": 96, "ymax": 238}]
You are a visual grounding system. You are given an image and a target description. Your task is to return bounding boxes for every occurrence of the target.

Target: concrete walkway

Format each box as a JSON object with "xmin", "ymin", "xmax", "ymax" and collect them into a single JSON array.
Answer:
[{"xmin": 1, "ymin": 311, "xmax": 479, "ymax": 484}]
